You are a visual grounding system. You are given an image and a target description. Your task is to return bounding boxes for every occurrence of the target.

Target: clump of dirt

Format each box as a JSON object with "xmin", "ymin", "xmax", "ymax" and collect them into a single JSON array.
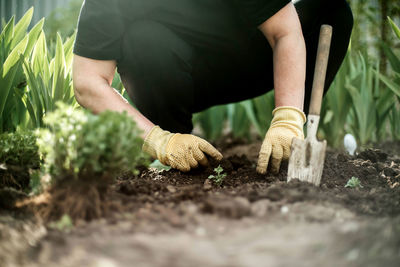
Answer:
[
  {"xmin": 0, "ymin": 165, "xmax": 31, "ymax": 191},
  {"xmin": 0, "ymin": 187, "xmax": 27, "ymax": 210},
  {"xmin": 26, "ymin": 176, "xmax": 120, "ymax": 223}
]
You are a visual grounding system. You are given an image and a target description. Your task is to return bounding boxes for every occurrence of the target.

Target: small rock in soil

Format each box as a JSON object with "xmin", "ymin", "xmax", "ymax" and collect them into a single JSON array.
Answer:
[
  {"xmin": 203, "ymin": 179, "xmax": 212, "ymax": 191},
  {"xmin": 166, "ymin": 185, "xmax": 176, "ymax": 193}
]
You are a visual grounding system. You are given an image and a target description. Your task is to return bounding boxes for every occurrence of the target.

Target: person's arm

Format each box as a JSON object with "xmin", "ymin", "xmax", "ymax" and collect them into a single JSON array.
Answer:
[
  {"xmin": 73, "ymin": 55, "xmax": 223, "ymax": 171},
  {"xmin": 256, "ymin": 3, "xmax": 307, "ymax": 174},
  {"xmin": 258, "ymin": 2, "xmax": 306, "ymax": 110},
  {"xmin": 72, "ymin": 55, "xmax": 154, "ymax": 138}
]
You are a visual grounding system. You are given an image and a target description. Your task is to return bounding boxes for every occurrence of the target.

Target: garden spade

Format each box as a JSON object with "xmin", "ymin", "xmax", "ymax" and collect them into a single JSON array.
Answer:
[{"xmin": 287, "ymin": 25, "xmax": 332, "ymax": 186}]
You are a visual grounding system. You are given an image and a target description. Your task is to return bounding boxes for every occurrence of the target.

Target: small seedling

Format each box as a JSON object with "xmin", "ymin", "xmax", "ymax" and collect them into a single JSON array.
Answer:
[
  {"xmin": 345, "ymin": 177, "xmax": 364, "ymax": 188},
  {"xmin": 208, "ymin": 165, "xmax": 227, "ymax": 186},
  {"xmin": 149, "ymin": 160, "xmax": 171, "ymax": 171}
]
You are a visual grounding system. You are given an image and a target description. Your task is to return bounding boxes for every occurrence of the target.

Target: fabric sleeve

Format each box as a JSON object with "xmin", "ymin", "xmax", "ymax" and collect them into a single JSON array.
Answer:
[
  {"xmin": 73, "ymin": 0, "xmax": 125, "ymax": 60},
  {"xmin": 234, "ymin": 0, "xmax": 291, "ymax": 27}
]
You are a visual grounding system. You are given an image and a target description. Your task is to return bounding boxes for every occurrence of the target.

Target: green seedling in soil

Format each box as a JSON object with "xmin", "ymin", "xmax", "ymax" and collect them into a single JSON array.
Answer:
[
  {"xmin": 345, "ymin": 177, "xmax": 364, "ymax": 189},
  {"xmin": 149, "ymin": 160, "xmax": 171, "ymax": 171},
  {"xmin": 208, "ymin": 165, "xmax": 227, "ymax": 186}
]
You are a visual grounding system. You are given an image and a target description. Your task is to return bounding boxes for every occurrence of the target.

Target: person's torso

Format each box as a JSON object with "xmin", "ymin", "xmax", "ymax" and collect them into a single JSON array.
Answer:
[{"xmin": 114, "ymin": 0, "xmax": 252, "ymax": 50}]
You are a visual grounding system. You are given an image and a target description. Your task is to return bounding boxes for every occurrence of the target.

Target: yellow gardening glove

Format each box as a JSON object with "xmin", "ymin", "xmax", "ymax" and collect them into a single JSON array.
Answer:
[
  {"xmin": 142, "ymin": 126, "xmax": 223, "ymax": 172},
  {"xmin": 256, "ymin": 106, "xmax": 306, "ymax": 174}
]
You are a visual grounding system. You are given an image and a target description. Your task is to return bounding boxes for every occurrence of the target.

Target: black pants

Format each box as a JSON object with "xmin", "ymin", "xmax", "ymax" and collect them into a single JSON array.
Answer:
[{"xmin": 117, "ymin": 0, "xmax": 353, "ymax": 133}]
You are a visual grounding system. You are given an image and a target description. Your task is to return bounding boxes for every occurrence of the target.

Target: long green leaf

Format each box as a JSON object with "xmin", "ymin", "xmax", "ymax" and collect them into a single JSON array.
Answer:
[
  {"xmin": 388, "ymin": 17, "xmax": 400, "ymax": 40},
  {"xmin": 377, "ymin": 72, "xmax": 400, "ymax": 98},
  {"xmin": 25, "ymin": 18, "xmax": 44, "ymax": 58},
  {"xmin": 11, "ymin": 8, "xmax": 33, "ymax": 49},
  {"xmin": 0, "ymin": 17, "xmax": 15, "ymax": 63},
  {"xmin": 52, "ymin": 33, "xmax": 66, "ymax": 102},
  {"xmin": 0, "ymin": 36, "xmax": 29, "ymax": 118}
]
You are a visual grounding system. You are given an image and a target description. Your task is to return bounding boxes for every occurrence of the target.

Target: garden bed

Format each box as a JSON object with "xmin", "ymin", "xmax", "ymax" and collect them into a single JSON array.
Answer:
[{"xmin": 1, "ymin": 140, "xmax": 400, "ymax": 267}]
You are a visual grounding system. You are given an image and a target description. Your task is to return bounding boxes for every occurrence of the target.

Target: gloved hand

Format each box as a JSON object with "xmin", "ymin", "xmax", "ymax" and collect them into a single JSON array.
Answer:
[
  {"xmin": 256, "ymin": 106, "xmax": 306, "ymax": 174},
  {"xmin": 142, "ymin": 126, "xmax": 223, "ymax": 172}
]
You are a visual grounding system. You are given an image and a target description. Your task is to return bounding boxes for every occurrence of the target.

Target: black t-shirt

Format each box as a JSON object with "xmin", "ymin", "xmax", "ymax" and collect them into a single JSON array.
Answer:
[{"xmin": 74, "ymin": 0, "xmax": 290, "ymax": 61}]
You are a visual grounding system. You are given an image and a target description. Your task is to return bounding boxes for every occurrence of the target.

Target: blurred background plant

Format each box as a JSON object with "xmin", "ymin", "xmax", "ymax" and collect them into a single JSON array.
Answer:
[
  {"xmin": 0, "ymin": 8, "xmax": 78, "ymax": 133},
  {"xmin": 43, "ymin": 0, "xmax": 83, "ymax": 48}
]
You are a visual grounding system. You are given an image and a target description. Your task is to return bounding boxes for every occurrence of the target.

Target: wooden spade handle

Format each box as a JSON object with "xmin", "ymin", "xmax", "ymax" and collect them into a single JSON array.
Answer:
[{"xmin": 309, "ymin": 25, "xmax": 333, "ymax": 116}]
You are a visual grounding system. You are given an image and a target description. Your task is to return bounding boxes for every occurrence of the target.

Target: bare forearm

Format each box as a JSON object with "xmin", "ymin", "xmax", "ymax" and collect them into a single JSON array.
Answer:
[
  {"xmin": 272, "ymin": 33, "xmax": 306, "ymax": 110},
  {"xmin": 74, "ymin": 80, "xmax": 154, "ymax": 138},
  {"xmin": 258, "ymin": 3, "xmax": 306, "ymax": 111}
]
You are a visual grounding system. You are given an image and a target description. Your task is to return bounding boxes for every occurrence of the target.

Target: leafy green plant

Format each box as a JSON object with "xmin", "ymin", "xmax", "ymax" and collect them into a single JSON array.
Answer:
[
  {"xmin": 0, "ymin": 8, "xmax": 44, "ymax": 132},
  {"xmin": 35, "ymin": 103, "xmax": 150, "ymax": 222},
  {"xmin": 320, "ymin": 54, "xmax": 353, "ymax": 147},
  {"xmin": 0, "ymin": 130, "xmax": 40, "ymax": 168},
  {"xmin": 377, "ymin": 17, "xmax": 400, "ymax": 141},
  {"xmin": 37, "ymin": 103, "xmax": 149, "ymax": 181},
  {"xmin": 345, "ymin": 53, "xmax": 395, "ymax": 146},
  {"xmin": 21, "ymin": 31, "xmax": 77, "ymax": 128},
  {"xmin": 208, "ymin": 165, "xmax": 227, "ymax": 186},
  {"xmin": 0, "ymin": 130, "xmax": 40, "ymax": 190},
  {"xmin": 345, "ymin": 177, "xmax": 364, "ymax": 189}
]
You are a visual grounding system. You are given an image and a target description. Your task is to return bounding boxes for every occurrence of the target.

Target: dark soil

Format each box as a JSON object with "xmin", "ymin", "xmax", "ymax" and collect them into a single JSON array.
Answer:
[
  {"xmin": 0, "ymin": 164, "xmax": 31, "ymax": 190},
  {"xmin": 1, "ymin": 141, "xmax": 400, "ymax": 267}
]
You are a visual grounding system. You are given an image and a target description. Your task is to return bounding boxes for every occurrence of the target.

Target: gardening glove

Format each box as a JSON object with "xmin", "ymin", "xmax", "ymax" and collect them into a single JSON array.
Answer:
[
  {"xmin": 257, "ymin": 106, "xmax": 306, "ymax": 174},
  {"xmin": 142, "ymin": 126, "xmax": 223, "ymax": 172}
]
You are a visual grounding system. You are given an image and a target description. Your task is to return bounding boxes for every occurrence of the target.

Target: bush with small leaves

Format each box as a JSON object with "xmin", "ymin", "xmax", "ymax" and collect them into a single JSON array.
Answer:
[
  {"xmin": 35, "ymin": 103, "xmax": 149, "ymax": 221},
  {"xmin": 0, "ymin": 131, "xmax": 40, "ymax": 190},
  {"xmin": 37, "ymin": 103, "xmax": 149, "ymax": 181}
]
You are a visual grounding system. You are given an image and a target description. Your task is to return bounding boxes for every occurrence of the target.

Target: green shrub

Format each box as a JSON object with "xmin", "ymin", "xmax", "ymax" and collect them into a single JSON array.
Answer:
[
  {"xmin": 37, "ymin": 103, "xmax": 149, "ymax": 182},
  {"xmin": 0, "ymin": 130, "xmax": 40, "ymax": 190},
  {"xmin": 0, "ymin": 130, "xmax": 39, "ymax": 168}
]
